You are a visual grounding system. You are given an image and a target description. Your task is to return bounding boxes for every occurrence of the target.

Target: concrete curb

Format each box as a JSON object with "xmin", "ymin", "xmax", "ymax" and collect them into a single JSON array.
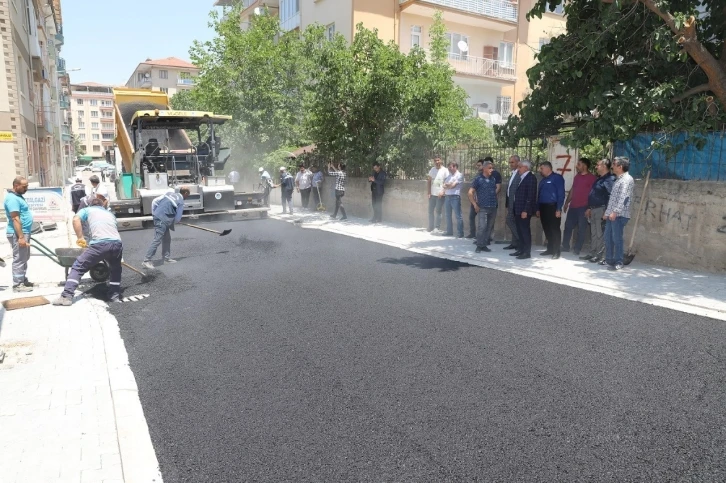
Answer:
[
  {"xmin": 91, "ymin": 298, "xmax": 163, "ymax": 483},
  {"xmin": 273, "ymin": 213, "xmax": 726, "ymax": 322}
]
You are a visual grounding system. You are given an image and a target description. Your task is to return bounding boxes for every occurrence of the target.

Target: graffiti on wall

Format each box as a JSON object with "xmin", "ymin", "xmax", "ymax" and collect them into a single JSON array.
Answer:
[{"xmin": 642, "ymin": 198, "xmax": 697, "ymax": 231}]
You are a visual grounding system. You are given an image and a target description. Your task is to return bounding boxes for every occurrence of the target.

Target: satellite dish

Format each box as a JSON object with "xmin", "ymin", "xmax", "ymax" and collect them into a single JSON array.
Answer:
[
  {"xmin": 253, "ymin": 7, "xmax": 261, "ymax": 15},
  {"xmin": 457, "ymin": 40, "xmax": 469, "ymax": 53}
]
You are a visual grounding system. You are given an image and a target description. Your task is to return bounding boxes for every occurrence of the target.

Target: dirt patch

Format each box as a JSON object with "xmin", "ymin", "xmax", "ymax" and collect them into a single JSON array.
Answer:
[
  {"xmin": 235, "ymin": 235, "xmax": 280, "ymax": 252},
  {"xmin": 0, "ymin": 340, "xmax": 34, "ymax": 369}
]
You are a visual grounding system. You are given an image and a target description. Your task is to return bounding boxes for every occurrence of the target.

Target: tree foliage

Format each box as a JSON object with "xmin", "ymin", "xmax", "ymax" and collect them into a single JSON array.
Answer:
[
  {"xmin": 496, "ymin": 0, "xmax": 726, "ymax": 152},
  {"xmin": 187, "ymin": 7, "xmax": 491, "ymax": 174}
]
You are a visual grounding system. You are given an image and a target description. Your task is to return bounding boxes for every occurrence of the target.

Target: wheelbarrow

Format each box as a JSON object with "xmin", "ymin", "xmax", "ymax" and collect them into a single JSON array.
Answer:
[{"xmin": 31, "ymin": 239, "xmax": 110, "ymax": 283}]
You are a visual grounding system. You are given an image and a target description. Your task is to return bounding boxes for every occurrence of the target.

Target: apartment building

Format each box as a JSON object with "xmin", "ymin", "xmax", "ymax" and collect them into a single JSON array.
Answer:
[
  {"xmin": 124, "ymin": 57, "xmax": 199, "ymax": 97},
  {"xmin": 0, "ymin": 0, "xmax": 69, "ymax": 195},
  {"xmin": 216, "ymin": 0, "xmax": 566, "ymax": 125},
  {"xmin": 69, "ymin": 82, "xmax": 115, "ymax": 159}
]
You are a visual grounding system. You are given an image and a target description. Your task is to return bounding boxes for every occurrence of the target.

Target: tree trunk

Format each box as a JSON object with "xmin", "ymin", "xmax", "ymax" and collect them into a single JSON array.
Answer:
[{"xmin": 639, "ymin": 0, "xmax": 726, "ymax": 111}]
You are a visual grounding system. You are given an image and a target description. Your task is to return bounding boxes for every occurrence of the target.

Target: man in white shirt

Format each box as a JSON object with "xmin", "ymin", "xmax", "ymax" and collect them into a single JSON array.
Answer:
[
  {"xmin": 442, "ymin": 162, "xmax": 465, "ymax": 238},
  {"xmin": 295, "ymin": 164, "xmax": 313, "ymax": 210},
  {"xmin": 426, "ymin": 156, "xmax": 448, "ymax": 232}
]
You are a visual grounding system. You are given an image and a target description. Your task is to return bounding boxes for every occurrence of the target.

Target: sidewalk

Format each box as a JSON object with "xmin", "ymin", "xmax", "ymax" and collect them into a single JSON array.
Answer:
[
  {"xmin": 270, "ymin": 205, "xmax": 726, "ymax": 322},
  {"xmin": 0, "ymin": 215, "xmax": 160, "ymax": 482}
]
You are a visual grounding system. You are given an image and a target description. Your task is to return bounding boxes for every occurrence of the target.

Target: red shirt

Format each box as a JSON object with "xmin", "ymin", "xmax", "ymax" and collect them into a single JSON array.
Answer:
[{"xmin": 570, "ymin": 173, "xmax": 597, "ymax": 208}]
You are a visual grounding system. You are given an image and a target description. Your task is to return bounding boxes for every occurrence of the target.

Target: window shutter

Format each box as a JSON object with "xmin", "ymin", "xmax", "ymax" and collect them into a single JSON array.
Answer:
[{"xmin": 483, "ymin": 46, "xmax": 499, "ymax": 60}]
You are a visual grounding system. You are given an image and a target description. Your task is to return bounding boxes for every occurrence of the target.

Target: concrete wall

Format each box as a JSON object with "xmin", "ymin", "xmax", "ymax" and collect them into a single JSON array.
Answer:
[{"xmin": 268, "ymin": 176, "xmax": 726, "ymax": 273}]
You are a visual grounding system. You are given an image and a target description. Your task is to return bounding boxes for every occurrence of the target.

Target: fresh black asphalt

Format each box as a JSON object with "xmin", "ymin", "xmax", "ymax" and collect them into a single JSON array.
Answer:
[{"xmin": 104, "ymin": 218, "xmax": 726, "ymax": 482}]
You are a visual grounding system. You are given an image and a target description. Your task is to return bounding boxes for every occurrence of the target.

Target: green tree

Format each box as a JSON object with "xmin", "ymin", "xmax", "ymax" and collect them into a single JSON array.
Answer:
[
  {"xmin": 73, "ymin": 135, "xmax": 85, "ymax": 157},
  {"xmin": 496, "ymin": 0, "xmax": 726, "ymax": 152},
  {"xmin": 189, "ymin": 6, "xmax": 317, "ymax": 166}
]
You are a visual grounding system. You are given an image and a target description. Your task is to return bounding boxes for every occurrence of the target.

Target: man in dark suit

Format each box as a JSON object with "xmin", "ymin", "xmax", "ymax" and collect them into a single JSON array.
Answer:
[{"xmin": 511, "ymin": 159, "xmax": 537, "ymax": 260}]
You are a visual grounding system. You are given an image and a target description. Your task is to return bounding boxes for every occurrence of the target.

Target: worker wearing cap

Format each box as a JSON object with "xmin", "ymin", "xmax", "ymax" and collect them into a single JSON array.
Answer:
[
  {"xmin": 259, "ymin": 167, "xmax": 272, "ymax": 206},
  {"xmin": 273, "ymin": 167, "xmax": 295, "ymax": 214},
  {"xmin": 142, "ymin": 187, "xmax": 191, "ymax": 270},
  {"xmin": 70, "ymin": 178, "xmax": 87, "ymax": 213},
  {"xmin": 52, "ymin": 198, "xmax": 124, "ymax": 306}
]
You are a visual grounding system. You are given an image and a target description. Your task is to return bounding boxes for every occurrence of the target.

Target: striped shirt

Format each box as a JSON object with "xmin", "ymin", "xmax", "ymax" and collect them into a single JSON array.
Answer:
[{"xmin": 328, "ymin": 170, "xmax": 347, "ymax": 191}]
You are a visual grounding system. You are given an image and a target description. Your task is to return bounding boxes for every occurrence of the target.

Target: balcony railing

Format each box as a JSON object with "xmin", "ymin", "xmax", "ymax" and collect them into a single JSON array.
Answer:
[
  {"xmin": 280, "ymin": 11, "xmax": 301, "ymax": 31},
  {"xmin": 59, "ymin": 98, "xmax": 70, "ymax": 110},
  {"xmin": 177, "ymin": 77, "xmax": 195, "ymax": 86},
  {"xmin": 446, "ymin": 53, "xmax": 516, "ymax": 80},
  {"xmin": 401, "ymin": 0, "xmax": 518, "ymax": 23},
  {"xmin": 57, "ymin": 57, "xmax": 66, "ymax": 74}
]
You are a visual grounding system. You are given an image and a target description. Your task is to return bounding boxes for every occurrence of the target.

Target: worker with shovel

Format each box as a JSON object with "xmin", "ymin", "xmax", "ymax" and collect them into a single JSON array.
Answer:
[
  {"xmin": 52, "ymin": 198, "xmax": 124, "ymax": 306},
  {"xmin": 142, "ymin": 188, "xmax": 190, "ymax": 270}
]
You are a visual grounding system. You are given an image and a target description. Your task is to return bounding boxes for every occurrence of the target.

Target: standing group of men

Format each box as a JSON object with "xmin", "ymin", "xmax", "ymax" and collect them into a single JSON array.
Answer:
[
  {"xmin": 425, "ymin": 153, "xmax": 635, "ymax": 269},
  {"xmin": 502, "ymin": 154, "xmax": 634, "ymax": 269}
]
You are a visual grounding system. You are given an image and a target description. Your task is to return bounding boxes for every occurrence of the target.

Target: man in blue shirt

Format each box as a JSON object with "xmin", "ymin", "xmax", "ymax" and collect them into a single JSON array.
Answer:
[
  {"xmin": 142, "ymin": 187, "xmax": 190, "ymax": 269},
  {"xmin": 536, "ymin": 161, "xmax": 566, "ymax": 259},
  {"xmin": 311, "ymin": 166, "xmax": 324, "ymax": 209},
  {"xmin": 52, "ymin": 198, "xmax": 124, "ymax": 305},
  {"xmin": 467, "ymin": 158, "xmax": 502, "ymax": 241},
  {"xmin": 468, "ymin": 160, "xmax": 499, "ymax": 253},
  {"xmin": 4, "ymin": 177, "xmax": 32, "ymax": 292}
]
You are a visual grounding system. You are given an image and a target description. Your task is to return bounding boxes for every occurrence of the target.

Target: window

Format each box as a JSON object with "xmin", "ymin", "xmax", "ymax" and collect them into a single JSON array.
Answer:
[
  {"xmin": 89, "ymin": 99, "xmax": 98, "ymax": 106},
  {"xmin": 90, "ymin": 110, "xmax": 98, "ymax": 118},
  {"xmin": 102, "ymin": 123, "xmax": 113, "ymax": 130},
  {"xmin": 411, "ymin": 25, "xmax": 422, "ymax": 48},
  {"xmin": 160, "ymin": 87, "xmax": 168, "ymax": 93},
  {"xmin": 93, "ymin": 145, "xmax": 101, "ymax": 152},
  {"xmin": 78, "ymin": 121, "xmax": 85, "ymax": 128},
  {"xmin": 101, "ymin": 100, "xmax": 113, "ymax": 107},
  {"xmin": 77, "ymin": 111, "xmax": 85, "ymax": 118},
  {"xmin": 446, "ymin": 33, "xmax": 469, "ymax": 59},
  {"xmin": 78, "ymin": 133, "xmax": 86, "ymax": 140},
  {"xmin": 102, "ymin": 111, "xmax": 113, "ymax": 118},
  {"xmin": 538, "ymin": 38, "xmax": 550, "ymax": 51},
  {"xmin": 499, "ymin": 41, "xmax": 514, "ymax": 66},
  {"xmin": 326, "ymin": 23, "xmax": 335, "ymax": 41},
  {"xmin": 102, "ymin": 133, "xmax": 114, "ymax": 140},
  {"xmin": 76, "ymin": 98, "xmax": 83, "ymax": 105},
  {"xmin": 548, "ymin": 4, "xmax": 564, "ymax": 14},
  {"xmin": 496, "ymin": 96, "xmax": 512, "ymax": 117},
  {"xmin": 91, "ymin": 122, "xmax": 99, "ymax": 129},
  {"xmin": 80, "ymin": 144, "xmax": 86, "ymax": 152},
  {"xmin": 92, "ymin": 134, "xmax": 100, "ymax": 141},
  {"xmin": 280, "ymin": 0, "xmax": 300, "ymax": 22},
  {"xmin": 179, "ymin": 71, "xmax": 191, "ymax": 79},
  {"xmin": 159, "ymin": 70, "xmax": 168, "ymax": 79}
]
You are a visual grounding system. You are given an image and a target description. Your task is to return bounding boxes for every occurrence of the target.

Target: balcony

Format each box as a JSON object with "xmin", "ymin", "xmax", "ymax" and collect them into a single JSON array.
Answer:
[
  {"xmin": 61, "ymin": 124, "xmax": 72, "ymax": 141},
  {"xmin": 400, "ymin": 0, "xmax": 518, "ymax": 30},
  {"xmin": 59, "ymin": 97, "xmax": 70, "ymax": 110},
  {"xmin": 57, "ymin": 57, "xmax": 66, "ymax": 74},
  {"xmin": 177, "ymin": 77, "xmax": 196, "ymax": 86},
  {"xmin": 36, "ymin": 109, "xmax": 53, "ymax": 134},
  {"xmin": 445, "ymin": 53, "xmax": 516, "ymax": 81}
]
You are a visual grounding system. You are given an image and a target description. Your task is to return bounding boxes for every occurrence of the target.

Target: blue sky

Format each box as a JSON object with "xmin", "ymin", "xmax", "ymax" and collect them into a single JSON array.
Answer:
[{"xmin": 61, "ymin": 0, "xmax": 220, "ymax": 86}]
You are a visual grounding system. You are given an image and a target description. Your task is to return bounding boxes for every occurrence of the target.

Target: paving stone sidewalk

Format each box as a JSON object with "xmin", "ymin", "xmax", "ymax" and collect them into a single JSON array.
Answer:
[
  {"xmin": 272, "ymin": 205, "xmax": 726, "ymax": 322},
  {"xmin": 0, "ymin": 216, "xmax": 161, "ymax": 483}
]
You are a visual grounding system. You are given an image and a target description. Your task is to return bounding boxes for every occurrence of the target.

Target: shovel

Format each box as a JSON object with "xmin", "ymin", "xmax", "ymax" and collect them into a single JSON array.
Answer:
[
  {"xmin": 121, "ymin": 260, "xmax": 149, "ymax": 279},
  {"xmin": 179, "ymin": 222, "xmax": 232, "ymax": 237},
  {"xmin": 623, "ymin": 170, "xmax": 651, "ymax": 266}
]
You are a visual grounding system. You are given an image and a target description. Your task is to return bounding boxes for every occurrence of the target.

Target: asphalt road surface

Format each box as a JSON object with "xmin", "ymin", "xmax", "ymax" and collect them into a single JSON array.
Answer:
[{"xmin": 104, "ymin": 218, "xmax": 726, "ymax": 482}]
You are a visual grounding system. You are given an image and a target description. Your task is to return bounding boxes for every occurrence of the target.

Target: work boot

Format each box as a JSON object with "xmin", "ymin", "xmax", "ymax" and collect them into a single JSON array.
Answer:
[
  {"xmin": 109, "ymin": 295, "xmax": 122, "ymax": 303},
  {"xmin": 142, "ymin": 261, "xmax": 155, "ymax": 270},
  {"xmin": 23, "ymin": 279, "xmax": 34, "ymax": 287},
  {"xmin": 164, "ymin": 258, "xmax": 178, "ymax": 264},
  {"xmin": 52, "ymin": 297, "xmax": 72, "ymax": 306},
  {"xmin": 13, "ymin": 283, "xmax": 33, "ymax": 293}
]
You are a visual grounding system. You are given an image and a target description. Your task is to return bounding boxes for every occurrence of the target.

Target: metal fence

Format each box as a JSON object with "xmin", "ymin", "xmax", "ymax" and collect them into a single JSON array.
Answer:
[{"xmin": 613, "ymin": 130, "xmax": 726, "ymax": 182}]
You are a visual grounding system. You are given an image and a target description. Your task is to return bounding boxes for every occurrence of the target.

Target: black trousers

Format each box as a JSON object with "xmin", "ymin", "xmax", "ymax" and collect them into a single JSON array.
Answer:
[
  {"xmin": 539, "ymin": 203, "xmax": 562, "ymax": 253},
  {"xmin": 371, "ymin": 191, "xmax": 383, "ymax": 222},
  {"xmin": 333, "ymin": 190, "xmax": 346, "ymax": 218},
  {"xmin": 515, "ymin": 215, "xmax": 532, "ymax": 255},
  {"xmin": 300, "ymin": 188, "xmax": 312, "ymax": 209}
]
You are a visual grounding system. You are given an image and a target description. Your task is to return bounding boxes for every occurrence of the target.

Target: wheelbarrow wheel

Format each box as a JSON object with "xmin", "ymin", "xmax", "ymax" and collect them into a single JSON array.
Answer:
[{"xmin": 90, "ymin": 261, "xmax": 110, "ymax": 283}]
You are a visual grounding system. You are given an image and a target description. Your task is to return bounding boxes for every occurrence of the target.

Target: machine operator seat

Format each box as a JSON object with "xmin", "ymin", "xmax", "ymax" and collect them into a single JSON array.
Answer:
[{"xmin": 145, "ymin": 139, "xmax": 160, "ymax": 157}]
